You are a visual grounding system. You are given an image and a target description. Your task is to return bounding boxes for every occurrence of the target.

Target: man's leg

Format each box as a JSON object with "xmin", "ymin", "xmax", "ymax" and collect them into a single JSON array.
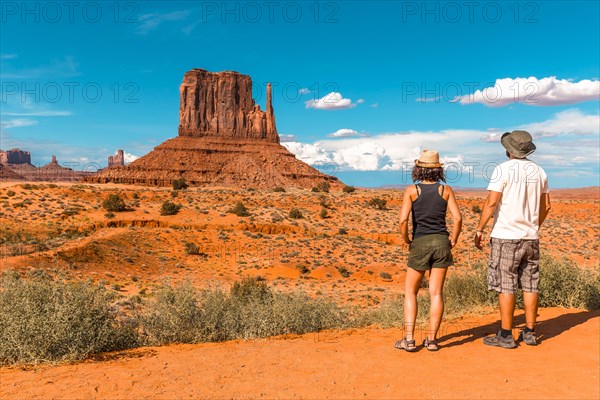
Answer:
[
  {"xmin": 499, "ymin": 293, "xmax": 516, "ymax": 331},
  {"xmin": 523, "ymin": 291, "xmax": 539, "ymax": 329}
]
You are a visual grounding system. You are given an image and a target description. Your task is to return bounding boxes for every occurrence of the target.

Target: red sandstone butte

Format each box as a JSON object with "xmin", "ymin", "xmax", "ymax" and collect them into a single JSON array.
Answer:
[{"xmin": 86, "ymin": 69, "xmax": 341, "ymax": 188}]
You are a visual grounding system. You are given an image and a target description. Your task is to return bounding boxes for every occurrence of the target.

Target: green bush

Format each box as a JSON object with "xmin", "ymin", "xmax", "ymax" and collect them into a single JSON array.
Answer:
[
  {"xmin": 229, "ymin": 201, "xmax": 250, "ymax": 217},
  {"xmin": 289, "ymin": 208, "xmax": 303, "ymax": 219},
  {"xmin": 320, "ymin": 208, "xmax": 329, "ymax": 219},
  {"xmin": 342, "ymin": 185, "xmax": 356, "ymax": 193},
  {"xmin": 102, "ymin": 194, "xmax": 127, "ymax": 212},
  {"xmin": 172, "ymin": 178, "xmax": 189, "ymax": 191},
  {"xmin": 472, "ymin": 204, "xmax": 482, "ymax": 214},
  {"xmin": 0, "ymin": 272, "xmax": 137, "ymax": 365},
  {"xmin": 184, "ymin": 242, "xmax": 200, "ymax": 255},
  {"xmin": 272, "ymin": 187, "xmax": 286, "ymax": 193},
  {"xmin": 160, "ymin": 201, "xmax": 182, "ymax": 216},
  {"xmin": 368, "ymin": 198, "xmax": 387, "ymax": 210},
  {"xmin": 312, "ymin": 181, "xmax": 330, "ymax": 193}
]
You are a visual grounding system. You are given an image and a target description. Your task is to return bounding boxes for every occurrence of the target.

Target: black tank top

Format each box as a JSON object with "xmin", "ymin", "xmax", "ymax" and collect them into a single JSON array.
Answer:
[{"xmin": 411, "ymin": 182, "xmax": 449, "ymax": 239}]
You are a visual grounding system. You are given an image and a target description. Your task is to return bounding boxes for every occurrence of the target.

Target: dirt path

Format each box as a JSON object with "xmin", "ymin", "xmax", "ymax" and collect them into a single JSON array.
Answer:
[{"xmin": 1, "ymin": 308, "xmax": 598, "ymax": 399}]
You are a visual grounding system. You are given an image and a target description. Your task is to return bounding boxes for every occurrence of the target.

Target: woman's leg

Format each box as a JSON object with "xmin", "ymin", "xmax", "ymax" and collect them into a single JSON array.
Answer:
[
  {"xmin": 428, "ymin": 267, "xmax": 448, "ymax": 340},
  {"xmin": 404, "ymin": 267, "xmax": 425, "ymax": 341}
]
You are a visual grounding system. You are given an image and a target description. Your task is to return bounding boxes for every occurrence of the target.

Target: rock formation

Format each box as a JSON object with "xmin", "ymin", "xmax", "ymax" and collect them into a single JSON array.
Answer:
[
  {"xmin": 0, "ymin": 148, "xmax": 31, "ymax": 165},
  {"xmin": 108, "ymin": 150, "xmax": 125, "ymax": 167},
  {"xmin": 86, "ymin": 69, "xmax": 341, "ymax": 189}
]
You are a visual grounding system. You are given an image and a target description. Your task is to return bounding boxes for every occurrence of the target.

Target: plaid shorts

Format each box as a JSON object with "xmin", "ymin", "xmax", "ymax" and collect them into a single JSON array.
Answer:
[{"xmin": 488, "ymin": 238, "xmax": 540, "ymax": 294}]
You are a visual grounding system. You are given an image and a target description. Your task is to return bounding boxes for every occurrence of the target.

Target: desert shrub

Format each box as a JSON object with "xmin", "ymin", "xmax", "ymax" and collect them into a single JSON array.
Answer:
[
  {"xmin": 289, "ymin": 208, "xmax": 303, "ymax": 219},
  {"xmin": 368, "ymin": 198, "xmax": 387, "ymax": 210},
  {"xmin": 104, "ymin": 212, "xmax": 115, "ymax": 219},
  {"xmin": 337, "ymin": 266, "xmax": 351, "ymax": 278},
  {"xmin": 170, "ymin": 190, "xmax": 179, "ymax": 198},
  {"xmin": 102, "ymin": 194, "xmax": 127, "ymax": 212},
  {"xmin": 139, "ymin": 282, "xmax": 204, "ymax": 345},
  {"xmin": 338, "ymin": 228, "xmax": 348, "ymax": 235},
  {"xmin": 379, "ymin": 271, "xmax": 392, "ymax": 280},
  {"xmin": 442, "ymin": 264, "xmax": 496, "ymax": 314},
  {"xmin": 160, "ymin": 201, "xmax": 182, "ymax": 216},
  {"xmin": 272, "ymin": 187, "xmax": 286, "ymax": 193},
  {"xmin": 342, "ymin": 185, "xmax": 356, "ymax": 193},
  {"xmin": 172, "ymin": 178, "xmax": 189, "ymax": 191},
  {"xmin": 229, "ymin": 201, "xmax": 250, "ymax": 217},
  {"xmin": 472, "ymin": 204, "xmax": 482, "ymax": 214},
  {"xmin": 312, "ymin": 181, "xmax": 330, "ymax": 193},
  {"xmin": 538, "ymin": 256, "xmax": 600, "ymax": 310},
  {"xmin": 320, "ymin": 208, "xmax": 329, "ymax": 219},
  {"xmin": 6, "ymin": 190, "xmax": 15, "ymax": 197},
  {"xmin": 184, "ymin": 242, "xmax": 200, "ymax": 255},
  {"xmin": 0, "ymin": 272, "xmax": 137, "ymax": 365},
  {"xmin": 141, "ymin": 277, "xmax": 350, "ymax": 345}
]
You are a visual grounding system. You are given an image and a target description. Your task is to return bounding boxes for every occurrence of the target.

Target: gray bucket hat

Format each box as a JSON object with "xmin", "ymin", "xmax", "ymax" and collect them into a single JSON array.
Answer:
[{"xmin": 501, "ymin": 130, "xmax": 536, "ymax": 158}]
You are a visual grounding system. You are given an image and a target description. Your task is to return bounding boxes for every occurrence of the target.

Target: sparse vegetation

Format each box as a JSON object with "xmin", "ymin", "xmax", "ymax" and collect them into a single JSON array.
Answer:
[
  {"xmin": 184, "ymin": 242, "xmax": 201, "ymax": 255},
  {"xmin": 320, "ymin": 208, "xmax": 329, "ymax": 219},
  {"xmin": 472, "ymin": 204, "xmax": 482, "ymax": 214},
  {"xmin": 160, "ymin": 201, "xmax": 182, "ymax": 216},
  {"xmin": 229, "ymin": 201, "xmax": 250, "ymax": 217},
  {"xmin": 272, "ymin": 187, "xmax": 286, "ymax": 192},
  {"xmin": 342, "ymin": 185, "xmax": 356, "ymax": 193},
  {"xmin": 311, "ymin": 181, "xmax": 330, "ymax": 193},
  {"xmin": 368, "ymin": 198, "xmax": 387, "ymax": 210},
  {"xmin": 102, "ymin": 194, "xmax": 127, "ymax": 212},
  {"xmin": 289, "ymin": 208, "xmax": 303, "ymax": 219},
  {"xmin": 172, "ymin": 178, "xmax": 189, "ymax": 191}
]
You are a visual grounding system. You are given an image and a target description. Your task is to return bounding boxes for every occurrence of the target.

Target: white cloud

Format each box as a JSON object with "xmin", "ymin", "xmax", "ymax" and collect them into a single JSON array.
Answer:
[
  {"xmin": 0, "ymin": 118, "xmax": 38, "ymax": 130},
  {"xmin": 327, "ymin": 128, "xmax": 368, "ymax": 138},
  {"xmin": 370, "ymin": 103, "xmax": 379, "ymax": 108},
  {"xmin": 0, "ymin": 56, "xmax": 79, "ymax": 79},
  {"xmin": 480, "ymin": 109, "xmax": 599, "ymax": 142},
  {"xmin": 357, "ymin": 99, "xmax": 365, "ymax": 104},
  {"xmin": 283, "ymin": 109, "xmax": 599, "ymax": 173},
  {"xmin": 2, "ymin": 111, "xmax": 72, "ymax": 117},
  {"xmin": 458, "ymin": 77, "xmax": 600, "ymax": 107},
  {"xmin": 123, "ymin": 152, "xmax": 139, "ymax": 164},
  {"xmin": 305, "ymin": 92, "xmax": 358, "ymax": 110},
  {"xmin": 298, "ymin": 88, "xmax": 310, "ymax": 95},
  {"xmin": 136, "ymin": 11, "xmax": 191, "ymax": 35},
  {"xmin": 279, "ymin": 134, "xmax": 297, "ymax": 142}
]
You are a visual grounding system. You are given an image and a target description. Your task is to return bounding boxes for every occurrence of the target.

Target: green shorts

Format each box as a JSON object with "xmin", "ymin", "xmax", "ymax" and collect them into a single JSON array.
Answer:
[{"xmin": 407, "ymin": 234, "xmax": 453, "ymax": 271}]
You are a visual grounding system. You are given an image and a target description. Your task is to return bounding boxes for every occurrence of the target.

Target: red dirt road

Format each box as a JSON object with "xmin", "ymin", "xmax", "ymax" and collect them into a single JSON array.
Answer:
[{"xmin": 1, "ymin": 308, "xmax": 598, "ymax": 400}]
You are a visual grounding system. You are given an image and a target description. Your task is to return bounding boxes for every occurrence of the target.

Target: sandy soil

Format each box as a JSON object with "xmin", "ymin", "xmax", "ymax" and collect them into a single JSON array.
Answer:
[{"xmin": 1, "ymin": 308, "xmax": 598, "ymax": 400}]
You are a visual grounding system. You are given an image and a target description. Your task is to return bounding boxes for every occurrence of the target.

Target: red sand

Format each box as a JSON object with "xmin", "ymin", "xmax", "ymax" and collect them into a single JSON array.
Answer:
[{"xmin": 2, "ymin": 308, "xmax": 598, "ymax": 400}]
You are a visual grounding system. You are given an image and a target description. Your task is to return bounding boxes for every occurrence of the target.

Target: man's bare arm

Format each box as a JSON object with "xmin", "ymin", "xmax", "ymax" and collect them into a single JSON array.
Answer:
[
  {"xmin": 539, "ymin": 192, "xmax": 551, "ymax": 227},
  {"xmin": 474, "ymin": 190, "xmax": 502, "ymax": 250}
]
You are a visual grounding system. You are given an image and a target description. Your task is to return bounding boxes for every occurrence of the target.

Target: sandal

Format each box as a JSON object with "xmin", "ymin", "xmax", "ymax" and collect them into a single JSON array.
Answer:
[
  {"xmin": 394, "ymin": 337, "xmax": 417, "ymax": 352},
  {"xmin": 423, "ymin": 337, "xmax": 439, "ymax": 351}
]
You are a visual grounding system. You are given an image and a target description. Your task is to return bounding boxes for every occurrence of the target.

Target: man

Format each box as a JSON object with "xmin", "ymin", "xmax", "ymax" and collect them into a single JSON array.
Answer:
[{"xmin": 474, "ymin": 130, "xmax": 551, "ymax": 348}]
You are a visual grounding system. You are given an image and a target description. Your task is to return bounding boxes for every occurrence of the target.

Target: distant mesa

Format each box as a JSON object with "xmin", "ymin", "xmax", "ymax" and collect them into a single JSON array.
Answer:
[
  {"xmin": 0, "ymin": 150, "xmax": 88, "ymax": 182},
  {"xmin": 86, "ymin": 68, "xmax": 341, "ymax": 188},
  {"xmin": 108, "ymin": 150, "xmax": 125, "ymax": 167},
  {"xmin": 0, "ymin": 148, "xmax": 31, "ymax": 165}
]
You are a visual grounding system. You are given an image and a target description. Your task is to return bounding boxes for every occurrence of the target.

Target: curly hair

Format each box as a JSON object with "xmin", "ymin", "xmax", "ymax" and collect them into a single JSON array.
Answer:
[{"xmin": 412, "ymin": 165, "xmax": 446, "ymax": 183}]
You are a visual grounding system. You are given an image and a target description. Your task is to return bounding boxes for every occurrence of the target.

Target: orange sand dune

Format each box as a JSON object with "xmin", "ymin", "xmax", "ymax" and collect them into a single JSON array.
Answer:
[{"xmin": 1, "ymin": 308, "xmax": 598, "ymax": 400}]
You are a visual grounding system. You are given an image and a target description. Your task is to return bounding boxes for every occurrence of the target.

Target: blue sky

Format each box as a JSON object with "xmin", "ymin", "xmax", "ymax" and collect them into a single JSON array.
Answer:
[{"xmin": 1, "ymin": 0, "xmax": 599, "ymax": 188}]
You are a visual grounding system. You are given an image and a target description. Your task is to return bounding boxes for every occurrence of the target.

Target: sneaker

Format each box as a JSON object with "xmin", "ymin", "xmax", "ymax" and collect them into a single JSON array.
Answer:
[
  {"xmin": 519, "ymin": 330, "xmax": 538, "ymax": 346},
  {"xmin": 483, "ymin": 331, "xmax": 517, "ymax": 349}
]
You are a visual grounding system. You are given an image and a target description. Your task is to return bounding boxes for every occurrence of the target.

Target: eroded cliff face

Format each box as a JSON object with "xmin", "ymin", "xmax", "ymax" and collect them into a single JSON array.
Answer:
[
  {"xmin": 178, "ymin": 69, "xmax": 279, "ymax": 143},
  {"xmin": 85, "ymin": 68, "xmax": 340, "ymax": 189}
]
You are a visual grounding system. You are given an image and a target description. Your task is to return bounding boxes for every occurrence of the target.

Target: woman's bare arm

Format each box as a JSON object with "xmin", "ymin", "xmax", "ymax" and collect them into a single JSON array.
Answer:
[
  {"xmin": 445, "ymin": 186, "xmax": 462, "ymax": 248},
  {"xmin": 399, "ymin": 187, "xmax": 414, "ymax": 245}
]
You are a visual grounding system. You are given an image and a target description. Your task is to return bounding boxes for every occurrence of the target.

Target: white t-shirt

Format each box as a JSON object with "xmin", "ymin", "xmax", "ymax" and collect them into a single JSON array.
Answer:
[{"xmin": 487, "ymin": 159, "xmax": 549, "ymax": 240}]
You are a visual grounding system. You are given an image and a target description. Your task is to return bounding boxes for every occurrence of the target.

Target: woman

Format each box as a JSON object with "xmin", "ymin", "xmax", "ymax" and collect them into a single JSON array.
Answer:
[{"xmin": 395, "ymin": 150, "xmax": 462, "ymax": 351}]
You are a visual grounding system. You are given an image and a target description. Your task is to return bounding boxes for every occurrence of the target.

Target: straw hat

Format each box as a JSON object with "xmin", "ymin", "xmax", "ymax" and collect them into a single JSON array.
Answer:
[
  {"xmin": 501, "ymin": 130, "xmax": 536, "ymax": 158},
  {"xmin": 415, "ymin": 150, "xmax": 443, "ymax": 168}
]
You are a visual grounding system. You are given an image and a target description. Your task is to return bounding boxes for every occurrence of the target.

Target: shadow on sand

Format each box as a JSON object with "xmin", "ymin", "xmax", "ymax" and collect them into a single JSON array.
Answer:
[{"xmin": 438, "ymin": 310, "xmax": 599, "ymax": 349}]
